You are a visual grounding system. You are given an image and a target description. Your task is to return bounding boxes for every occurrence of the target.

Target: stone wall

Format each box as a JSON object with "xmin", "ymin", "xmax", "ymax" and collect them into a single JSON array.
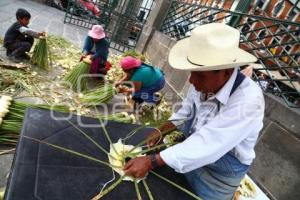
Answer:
[
  {"xmin": 142, "ymin": 31, "xmax": 190, "ymax": 102},
  {"xmin": 141, "ymin": 30, "xmax": 300, "ymax": 200}
]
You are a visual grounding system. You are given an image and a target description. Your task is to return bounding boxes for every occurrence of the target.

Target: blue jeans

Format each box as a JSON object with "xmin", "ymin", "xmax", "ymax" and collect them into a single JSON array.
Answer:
[
  {"xmin": 184, "ymin": 152, "xmax": 249, "ymax": 200},
  {"xmin": 179, "ymin": 105, "xmax": 249, "ymax": 200},
  {"xmin": 133, "ymin": 76, "xmax": 165, "ymax": 103}
]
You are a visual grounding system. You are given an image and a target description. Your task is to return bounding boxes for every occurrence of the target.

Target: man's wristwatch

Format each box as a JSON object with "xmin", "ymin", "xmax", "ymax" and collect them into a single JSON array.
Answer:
[{"xmin": 149, "ymin": 154, "xmax": 159, "ymax": 169}]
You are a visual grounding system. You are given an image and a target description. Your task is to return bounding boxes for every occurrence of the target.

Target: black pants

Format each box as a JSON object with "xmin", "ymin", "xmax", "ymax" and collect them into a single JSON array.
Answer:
[
  {"xmin": 97, "ymin": 58, "xmax": 106, "ymax": 74},
  {"xmin": 6, "ymin": 36, "xmax": 34, "ymax": 58}
]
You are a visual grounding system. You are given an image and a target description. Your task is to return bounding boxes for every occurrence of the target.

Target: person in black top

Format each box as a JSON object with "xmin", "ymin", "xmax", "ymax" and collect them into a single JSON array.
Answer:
[{"xmin": 3, "ymin": 8, "xmax": 45, "ymax": 62}]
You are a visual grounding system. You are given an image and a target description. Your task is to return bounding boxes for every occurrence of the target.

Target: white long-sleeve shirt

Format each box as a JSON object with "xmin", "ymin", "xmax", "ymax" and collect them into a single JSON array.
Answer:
[
  {"xmin": 160, "ymin": 69, "xmax": 265, "ymax": 173},
  {"xmin": 19, "ymin": 26, "xmax": 39, "ymax": 38}
]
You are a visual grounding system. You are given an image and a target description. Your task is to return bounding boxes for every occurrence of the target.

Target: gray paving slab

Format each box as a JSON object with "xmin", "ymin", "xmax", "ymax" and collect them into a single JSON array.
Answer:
[
  {"xmin": 0, "ymin": 154, "xmax": 14, "ymax": 188},
  {"xmin": 249, "ymin": 122, "xmax": 300, "ymax": 199}
]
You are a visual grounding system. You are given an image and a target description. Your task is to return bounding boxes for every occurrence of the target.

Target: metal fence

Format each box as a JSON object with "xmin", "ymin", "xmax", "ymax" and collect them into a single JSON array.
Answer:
[
  {"xmin": 160, "ymin": 0, "xmax": 300, "ymax": 108},
  {"xmin": 63, "ymin": 0, "xmax": 154, "ymax": 52}
]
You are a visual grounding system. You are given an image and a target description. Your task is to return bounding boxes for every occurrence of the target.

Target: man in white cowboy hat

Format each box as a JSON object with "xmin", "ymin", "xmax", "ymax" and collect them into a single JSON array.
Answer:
[{"xmin": 123, "ymin": 23, "xmax": 265, "ymax": 200}]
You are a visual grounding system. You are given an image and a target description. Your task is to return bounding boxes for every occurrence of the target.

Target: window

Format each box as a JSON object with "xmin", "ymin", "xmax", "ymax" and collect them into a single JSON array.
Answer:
[
  {"xmin": 240, "ymin": 18, "xmax": 255, "ymax": 39},
  {"xmin": 247, "ymin": 18, "xmax": 254, "ymax": 26},
  {"xmin": 241, "ymin": 24, "xmax": 252, "ymax": 39},
  {"xmin": 137, "ymin": 11, "xmax": 146, "ymax": 22},
  {"xmin": 257, "ymin": 29, "xmax": 267, "ymax": 43},
  {"xmin": 284, "ymin": 45, "xmax": 291, "ymax": 53},
  {"xmin": 242, "ymin": 24, "xmax": 251, "ymax": 32},
  {"xmin": 294, "ymin": 55, "xmax": 300, "ymax": 63},
  {"xmin": 271, "ymin": 38, "xmax": 278, "ymax": 45},
  {"xmin": 286, "ymin": 9, "xmax": 298, "ymax": 21},
  {"xmin": 257, "ymin": 0, "xmax": 265, "ymax": 8},
  {"xmin": 255, "ymin": 0, "xmax": 270, "ymax": 11},
  {"xmin": 272, "ymin": 0, "xmax": 285, "ymax": 17},
  {"xmin": 258, "ymin": 30, "xmax": 267, "ymax": 40},
  {"xmin": 292, "ymin": 28, "xmax": 300, "ymax": 38}
]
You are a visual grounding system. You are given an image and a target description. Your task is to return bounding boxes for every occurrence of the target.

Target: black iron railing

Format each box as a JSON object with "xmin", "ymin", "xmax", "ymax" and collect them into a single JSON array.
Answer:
[
  {"xmin": 63, "ymin": 0, "xmax": 154, "ymax": 52},
  {"xmin": 160, "ymin": 0, "xmax": 300, "ymax": 108}
]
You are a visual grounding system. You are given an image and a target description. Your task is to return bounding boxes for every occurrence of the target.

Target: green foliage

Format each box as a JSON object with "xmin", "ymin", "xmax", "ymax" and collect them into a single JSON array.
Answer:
[{"xmin": 0, "ymin": 100, "xmax": 68, "ymax": 145}]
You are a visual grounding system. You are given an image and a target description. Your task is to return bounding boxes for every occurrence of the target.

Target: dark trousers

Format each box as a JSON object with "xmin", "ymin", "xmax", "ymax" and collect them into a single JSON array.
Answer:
[{"xmin": 6, "ymin": 36, "xmax": 34, "ymax": 58}]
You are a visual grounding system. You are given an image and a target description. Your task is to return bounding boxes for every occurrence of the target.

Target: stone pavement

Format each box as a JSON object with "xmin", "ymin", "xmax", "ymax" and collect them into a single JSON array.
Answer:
[{"xmin": 0, "ymin": 154, "xmax": 13, "ymax": 188}]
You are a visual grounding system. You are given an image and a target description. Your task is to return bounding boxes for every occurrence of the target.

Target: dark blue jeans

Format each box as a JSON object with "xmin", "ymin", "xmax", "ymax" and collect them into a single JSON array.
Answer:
[
  {"xmin": 179, "ymin": 104, "xmax": 249, "ymax": 200},
  {"xmin": 184, "ymin": 152, "xmax": 249, "ymax": 200},
  {"xmin": 6, "ymin": 36, "xmax": 34, "ymax": 58},
  {"xmin": 133, "ymin": 76, "xmax": 165, "ymax": 103}
]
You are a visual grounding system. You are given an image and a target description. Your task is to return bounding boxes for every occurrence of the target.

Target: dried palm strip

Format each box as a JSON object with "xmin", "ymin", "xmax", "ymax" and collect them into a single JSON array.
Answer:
[
  {"xmin": 92, "ymin": 176, "xmax": 124, "ymax": 200},
  {"xmin": 134, "ymin": 180, "xmax": 142, "ymax": 200},
  {"xmin": 142, "ymin": 180, "xmax": 154, "ymax": 200}
]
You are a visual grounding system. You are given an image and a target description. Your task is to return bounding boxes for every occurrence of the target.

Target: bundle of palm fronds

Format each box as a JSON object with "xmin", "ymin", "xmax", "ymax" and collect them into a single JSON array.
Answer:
[
  {"xmin": 0, "ymin": 95, "xmax": 17, "ymax": 145},
  {"xmin": 64, "ymin": 61, "xmax": 90, "ymax": 92},
  {"xmin": 31, "ymin": 37, "xmax": 50, "ymax": 70},
  {"xmin": 79, "ymin": 83, "xmax": 116, "ymax": 105},
  {"xmin": 0, "ymin": 97, "xmax": 68, "ymax": 145}
]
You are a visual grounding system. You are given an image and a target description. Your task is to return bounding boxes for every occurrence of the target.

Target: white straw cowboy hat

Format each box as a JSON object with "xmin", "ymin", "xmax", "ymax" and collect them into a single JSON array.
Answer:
[{"xmin": 168, "ymin": 23, "xmax": 257, "ymax": 71}]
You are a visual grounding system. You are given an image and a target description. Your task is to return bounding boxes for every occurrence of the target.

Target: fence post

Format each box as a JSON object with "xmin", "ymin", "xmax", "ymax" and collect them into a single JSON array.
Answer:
[{"xmin": 136, "ymin": 0, "xmax": 172, "ymax": 53}]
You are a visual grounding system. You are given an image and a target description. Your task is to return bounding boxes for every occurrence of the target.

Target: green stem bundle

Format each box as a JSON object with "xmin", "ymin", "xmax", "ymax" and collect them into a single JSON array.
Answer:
[
  {"xmin": 0, "ymin": 100, "xmax": 68, "ymax": 145},
  {"xmin": 80, "ymin": 83, "xmax": 116, "ymax": 105},
  {"xmin": 64, "ymin": 61, "xmax": 90, "ymax": 92},
  {"xmin": 31, "ymin": 38, "xmax": 50, "ymax": 70}
]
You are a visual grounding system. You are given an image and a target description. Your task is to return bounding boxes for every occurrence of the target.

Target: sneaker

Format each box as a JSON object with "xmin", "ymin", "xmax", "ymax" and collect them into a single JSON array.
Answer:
[
  {"xmin": 6, "ymin": 49, "xmax": 12, "ymax": 56},
  {"xmin": 21, "ymin": 53, "xmax": 31, "ymax": 60}
]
